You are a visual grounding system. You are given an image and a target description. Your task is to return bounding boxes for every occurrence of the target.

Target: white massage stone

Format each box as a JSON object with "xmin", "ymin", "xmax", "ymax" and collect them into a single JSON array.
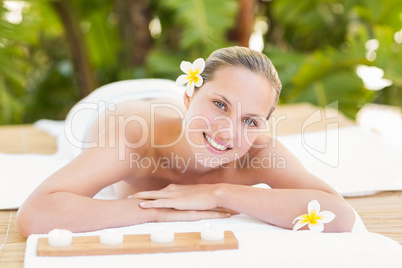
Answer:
[
  {"xmin": 150, "ymin": 227, "xmax": 174, "ymax": 243},
  {"xmin": 99, "ymin": 229, "xmax": 124, "ymax": 245},
  {"xmin": 201, "ymin": 224, "xmax": 224, "ymax": 241},
  {"xmin": 48, "ymin": 229, "xmax": 73, "ymax": 247}
]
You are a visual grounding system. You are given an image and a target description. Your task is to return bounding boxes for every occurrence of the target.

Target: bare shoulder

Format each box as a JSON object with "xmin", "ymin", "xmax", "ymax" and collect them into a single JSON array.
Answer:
[
  {"xmin": 117, "ymin": 98, "xmax": 185, "ymax": 149},
  {"xmin": 113, "ymin": 98, "xmax": 185, "ymax": 118},
  {"xmin": 247, "ymin": 134, "xmax": 340, "ymax": 196},
  {"xmin": 245, "ymin": 134, "xmax": 294, "ymax": 176},
  {"xmin": 86, "ymin": 98, "xmax": 185, "ymax": 146},
  {"xmin": 251, "ymin": 134, "xmax": 299, "ymax": 163}
]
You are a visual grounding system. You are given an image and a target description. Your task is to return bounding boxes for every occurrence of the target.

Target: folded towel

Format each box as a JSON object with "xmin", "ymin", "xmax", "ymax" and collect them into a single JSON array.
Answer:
[
  {"xmin": 0, "ymin": 153, "xmax": 69, "ymax": 209},
  {"xmin": 24, "ymin": 214, "xmax": 402, "ymax": 268},
  {"xmin": 2, "ymin": 79, "xmax": 402, "ymax": 210},
  {"xmin": 277, "ymin": 126, "xmax": 402, "ymax": 196}
]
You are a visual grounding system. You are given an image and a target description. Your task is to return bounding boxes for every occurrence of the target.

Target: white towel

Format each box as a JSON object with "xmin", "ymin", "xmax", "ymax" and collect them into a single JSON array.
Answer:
[
  {"xmin": 24, "ymin": 214, "xmax": 402, "ymax": 268},
  {"xmin": 0, "ymin": 153, "xmax": 69, "ymax": 209},
  {"xmin": 1, "ymin": 79, "xmax": 402, "ymax": 209},
  {"xmin": 277, "ymin": 126, "xmax": 402, "ymax": 196}
]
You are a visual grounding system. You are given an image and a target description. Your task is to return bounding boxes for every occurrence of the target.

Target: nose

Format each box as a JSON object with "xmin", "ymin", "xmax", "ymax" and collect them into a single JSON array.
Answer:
[{"xmin": 213, "ymin": 116, "xmax": 235, "ymax": 147}]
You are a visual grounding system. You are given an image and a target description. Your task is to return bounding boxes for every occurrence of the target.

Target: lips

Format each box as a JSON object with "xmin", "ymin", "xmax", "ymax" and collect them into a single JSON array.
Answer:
[{"xmin": 203, "ymin": 133, "xmax": 230, "ymax": 151}]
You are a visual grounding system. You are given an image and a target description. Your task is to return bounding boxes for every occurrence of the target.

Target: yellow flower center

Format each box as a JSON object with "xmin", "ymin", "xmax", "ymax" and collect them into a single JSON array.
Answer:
[
  {"xmin": 188, "ymin": 69, "xmax": 200, "ymax": 83},
  {"xmin": 305, "ymin": 210, "xmax": 322, "ymax": 225}
]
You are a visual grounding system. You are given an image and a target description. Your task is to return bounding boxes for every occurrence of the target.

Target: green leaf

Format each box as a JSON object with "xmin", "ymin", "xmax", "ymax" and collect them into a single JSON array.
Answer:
[
  {"xmin": 146, "ymin": 49, "xmax": 185, "ymax": 80},
  {"xmin": 160, "ymin": 0, "xmax": 238, "ymax": 55}
]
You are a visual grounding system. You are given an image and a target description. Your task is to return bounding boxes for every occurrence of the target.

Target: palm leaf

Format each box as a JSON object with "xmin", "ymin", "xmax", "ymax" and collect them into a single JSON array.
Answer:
[{"xmin": 160, "ymin": 0, "xmax": 238, "ymax": 55}]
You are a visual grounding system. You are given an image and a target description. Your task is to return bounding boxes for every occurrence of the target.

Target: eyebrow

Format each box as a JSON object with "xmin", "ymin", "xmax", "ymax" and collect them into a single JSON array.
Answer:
[
  {"xmin": 213, "ymin": 93, "xmax": 232, "ymax": 107},
  {"xmin": 244, "ymin": 113, "xmax": 266, "ymax": 121},
  {"xmin": 213, "ymin": 93, "xmax": 267, "ymax": 120}
]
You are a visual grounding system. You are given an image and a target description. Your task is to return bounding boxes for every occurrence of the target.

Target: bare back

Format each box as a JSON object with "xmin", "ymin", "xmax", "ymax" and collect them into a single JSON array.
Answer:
[{"xmin": 84, "ymin": 98, "xmax": 277, "ymax": 198}]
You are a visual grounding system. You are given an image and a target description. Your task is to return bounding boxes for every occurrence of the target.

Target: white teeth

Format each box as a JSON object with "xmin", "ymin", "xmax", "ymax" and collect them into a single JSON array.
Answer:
[{"xmin": 204, "ymin": 133, "xmax": 228, "ymax": 151}]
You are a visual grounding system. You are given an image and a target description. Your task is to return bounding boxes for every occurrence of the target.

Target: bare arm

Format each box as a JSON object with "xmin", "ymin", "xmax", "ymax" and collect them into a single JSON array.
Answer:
[
  {"xmin": 16, "ymin": 144, "xmax": 151, "ymax": 236},
  {"xmin": 16, "ymin": 125, "xmax": 227, "ymax": 237},
  {"xmin": 214, "ymin": 185, "xmax": 355, "ymax": 232},
  {"xmin": 133, "ymin": 140, "xmax": 356, "ymax": 232}
]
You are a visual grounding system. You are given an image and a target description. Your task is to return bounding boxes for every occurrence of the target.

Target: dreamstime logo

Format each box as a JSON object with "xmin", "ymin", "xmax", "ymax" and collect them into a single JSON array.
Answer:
[{"xmin": 301, "ymin": 101, "xmax": 340, "ymax": 167}]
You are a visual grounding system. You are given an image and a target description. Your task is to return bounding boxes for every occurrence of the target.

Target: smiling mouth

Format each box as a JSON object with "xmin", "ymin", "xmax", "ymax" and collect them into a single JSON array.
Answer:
[{"xmin": 203, "ymin": 133, "xmax": 230, "ymax": 151}]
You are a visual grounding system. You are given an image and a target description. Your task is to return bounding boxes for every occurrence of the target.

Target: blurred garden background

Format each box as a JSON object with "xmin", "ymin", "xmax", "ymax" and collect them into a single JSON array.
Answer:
[{"xmin": 0, "ymin": 0, "xmax": 401, "ymax": 124}]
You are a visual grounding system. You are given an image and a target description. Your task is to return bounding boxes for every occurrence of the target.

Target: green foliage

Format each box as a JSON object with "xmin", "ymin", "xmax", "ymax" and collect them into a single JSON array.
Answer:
[
  {"xmin": 158, "ymin": 0, "xmax": 238, "ymax": 53},
  {"xmin": 147, "ymin": 0, "xmax": 238, "ymax": 81},
  {"xmin": 268, "ymin": 45, "xmax": 373, "ymax": 118},
  {"xmin": 265, "ymin": 0, "xmax": 402, "ymax": 118},
  {"xmin": 0, "ymin": 0, "xmax": 401, "ymax": 124},
  {"xmin": 0, "ymin": 1, "xmax": 30, "ymax": 123},
  {"xmin": 0, "ymin": 0, "xmax": 78, "ymax": 124},
  {"xmin": 77, "ymin": 0, "xmax": 122, "ymax": 84}
]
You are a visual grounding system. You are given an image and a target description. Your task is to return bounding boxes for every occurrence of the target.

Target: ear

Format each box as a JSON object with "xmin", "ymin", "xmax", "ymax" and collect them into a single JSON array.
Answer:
[{"xmin": 183, "ymin": 91, "xmax": 192, "ymax": 110}]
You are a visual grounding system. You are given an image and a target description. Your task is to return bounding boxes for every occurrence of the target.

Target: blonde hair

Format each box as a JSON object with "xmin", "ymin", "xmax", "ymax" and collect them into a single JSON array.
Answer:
[{"xmin": 201, "ymin": 46, "xmax": 282, "ymax": 118}]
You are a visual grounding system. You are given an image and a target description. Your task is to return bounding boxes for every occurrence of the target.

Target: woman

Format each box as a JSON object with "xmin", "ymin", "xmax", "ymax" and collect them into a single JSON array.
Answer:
[{"xmin": 16, "ymin": 46, "xmax": 355, "ymax": 236}]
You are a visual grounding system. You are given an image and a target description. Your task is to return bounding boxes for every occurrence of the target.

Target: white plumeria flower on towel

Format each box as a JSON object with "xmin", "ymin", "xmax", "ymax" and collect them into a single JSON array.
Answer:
[
  {"xmin": 176, "ymin": 58, "xmax": 205, "ymax": 97},
  {"xmin": 292, "ymin": 200, "xmax": 336, "ymax": 232}
]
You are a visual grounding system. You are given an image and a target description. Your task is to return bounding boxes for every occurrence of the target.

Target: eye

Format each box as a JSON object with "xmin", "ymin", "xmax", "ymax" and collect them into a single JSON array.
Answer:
[
  {"xmin": 244, "ymin": 118, "xmax": 257, "ymax": 126},
  {"xmin": 214, "ymin": 100, "xmax": 226, "ymax": 110}
]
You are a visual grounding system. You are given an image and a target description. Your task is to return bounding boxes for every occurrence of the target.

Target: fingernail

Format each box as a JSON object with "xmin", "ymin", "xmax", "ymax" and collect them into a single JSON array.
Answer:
[
  {"xmin": 226, "ymin": 213, "xmax": 231, "ymax": 217},
  {"xmin": 139, "ymin": 202, "xmax": 146, "ymax": 207},
  {"xmin": 127, "ymin": 195, "xmax": 133, "ymax": 199}
]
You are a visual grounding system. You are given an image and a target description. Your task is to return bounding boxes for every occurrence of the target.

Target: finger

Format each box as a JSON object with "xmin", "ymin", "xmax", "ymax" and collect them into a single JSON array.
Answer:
[
  {"xmin": 140, "ymin": 199, "xmax": 212, "ymax": 211},
  {"xmin": 210, "ymin": 207, "xmax": 240, "ymax": 215},
  {"xmin": 139, "ymin": 199, "xmax": 174, "ymax": 209},
  {"xmin": 185, "ymin": 211, "xmax": 231, "ymax": 221},
  {"xmin": 132, "ymin": 191, "xmax": 170, "ymax": 200},
  {"xmin": 139, "ymin": 199, "xmax": 193, "ymax": 210},
  {"xmin": 158, "ymin": 210, "xmax": 231, "ymax": 222}
]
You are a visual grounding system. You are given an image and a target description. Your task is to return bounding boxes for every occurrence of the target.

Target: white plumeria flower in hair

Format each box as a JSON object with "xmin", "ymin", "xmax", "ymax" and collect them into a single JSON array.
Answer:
[
  {"xmin": 292, "ymin": 200, "xmax": 336, "ymax": 232},
  {"xmin": 176, "ymin": 58, "xmax": 205, "ymax": 97}
]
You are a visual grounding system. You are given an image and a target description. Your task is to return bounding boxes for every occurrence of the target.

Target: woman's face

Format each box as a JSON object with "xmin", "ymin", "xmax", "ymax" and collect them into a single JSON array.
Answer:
[{"xmin": 183, "ymin": 66, "xmax": 274, "ymax": 168}]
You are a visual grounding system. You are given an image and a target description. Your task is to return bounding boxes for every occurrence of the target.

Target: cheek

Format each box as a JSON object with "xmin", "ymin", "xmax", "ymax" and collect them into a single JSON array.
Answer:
[
  {"xmin": 185, "ymin": 105, "xmax": 214, "ymax": 130},
  {"xmin": 184, "ymin": 106, "xmax": 214, "ymax": 147}
]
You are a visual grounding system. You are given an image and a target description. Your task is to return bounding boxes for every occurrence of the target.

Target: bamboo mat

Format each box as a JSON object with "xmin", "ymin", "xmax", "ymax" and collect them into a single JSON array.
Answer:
[{"xmin": 0, "ymin": 103, "xmax": 401, "ymax": 267}]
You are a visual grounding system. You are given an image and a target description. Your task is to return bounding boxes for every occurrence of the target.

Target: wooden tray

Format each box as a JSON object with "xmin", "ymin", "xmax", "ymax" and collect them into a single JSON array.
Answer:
[{"xmin": 36, "ymin": 231, "xmax": 238, "ymax": 257}]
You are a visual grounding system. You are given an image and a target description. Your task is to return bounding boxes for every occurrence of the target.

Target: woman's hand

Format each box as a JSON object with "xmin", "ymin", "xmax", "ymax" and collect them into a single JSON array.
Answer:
[
  {"xmin": 131, "ymin": 184, "xmax": 221, "ymax": 211},
  {"xmin": 130, "ymin": 184, "xmax": 235, "ymax": 222}
]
